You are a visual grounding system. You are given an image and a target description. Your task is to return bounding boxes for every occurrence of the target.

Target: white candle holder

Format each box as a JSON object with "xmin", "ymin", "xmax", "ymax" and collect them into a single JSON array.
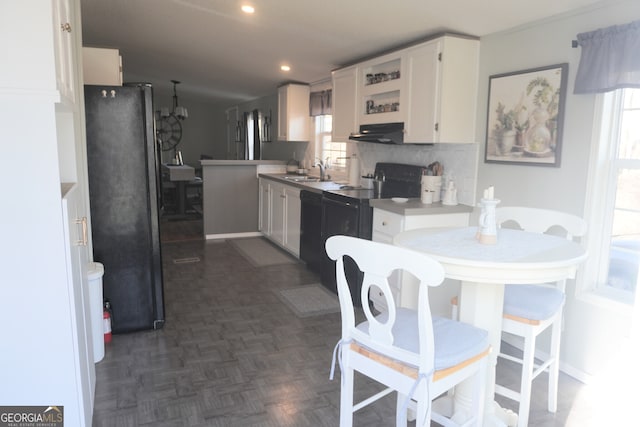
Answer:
[{"xmin": 477, "ymin": 198, "xmax": 500, "ymax": 244}]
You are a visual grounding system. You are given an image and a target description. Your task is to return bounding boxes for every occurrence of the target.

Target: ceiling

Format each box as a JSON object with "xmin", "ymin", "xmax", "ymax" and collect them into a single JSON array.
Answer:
[{"xmin": 80, "ymin": 0, "xmax": 608, "ymax": 107}]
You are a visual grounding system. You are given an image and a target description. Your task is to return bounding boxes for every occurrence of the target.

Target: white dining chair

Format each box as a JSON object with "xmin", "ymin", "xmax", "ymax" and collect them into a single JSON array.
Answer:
[
  {"xmin": 326, "ymin": 235, "xmax": 490, "ymax": 427},
  {"xmin": 492, "ymin": 207, "xmax": 587, "ymax": 427}
]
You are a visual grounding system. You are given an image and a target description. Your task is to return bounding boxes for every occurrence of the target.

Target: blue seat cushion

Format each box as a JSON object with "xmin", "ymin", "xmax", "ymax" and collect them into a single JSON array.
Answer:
[
  {"xmin": 503, "ymin": 284, "xmax": 565, "ymax": 321},
  {"xmin": 356, "ymin": 308, "xmax": 488, "ymax": 371}
]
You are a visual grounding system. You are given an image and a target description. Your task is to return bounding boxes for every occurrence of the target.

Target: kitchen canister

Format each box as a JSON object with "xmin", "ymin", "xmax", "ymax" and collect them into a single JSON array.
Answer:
[
  {"xmin": 421, "ymin": 189, "xmax": 434, "ymax": 204},
  {"xmin": 360, "ymin": 175, "xmax": 374, "ymax": 189},
  {"xmin": 421, "ymin": 175, "xmax": 442, "ymax": 202}
]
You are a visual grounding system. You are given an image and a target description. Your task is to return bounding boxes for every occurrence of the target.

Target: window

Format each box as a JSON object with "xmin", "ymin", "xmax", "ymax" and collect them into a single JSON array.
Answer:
[
  {"xmin": 588, "ymin": 88, "xmax": 640, "ymax": 304},
  {"xmin": 314, "ymin": 115, "xmax": 346, "ymax": 169}
]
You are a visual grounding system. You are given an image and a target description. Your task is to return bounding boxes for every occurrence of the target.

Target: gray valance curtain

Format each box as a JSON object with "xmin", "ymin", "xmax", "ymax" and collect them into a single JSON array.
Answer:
[
  {"xmin": 574, "ymin": 20, "xmax": 640, "ymax": 94},
  {"xmin": 309, "ymin": 90, "xmax": 332, "ymax": 116}
]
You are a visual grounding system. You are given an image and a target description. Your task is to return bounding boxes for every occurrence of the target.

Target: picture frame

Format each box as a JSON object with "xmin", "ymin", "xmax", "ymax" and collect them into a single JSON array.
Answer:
[{"xmin": 484, "ymin": 63, "xmax": 568, "ymax": 167}]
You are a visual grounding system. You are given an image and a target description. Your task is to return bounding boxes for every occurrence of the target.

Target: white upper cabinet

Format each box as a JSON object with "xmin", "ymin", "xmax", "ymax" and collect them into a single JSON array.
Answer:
[
  {"xmin": 52, "ymin": 0, "xmax": 77, "ymax": 104},
  {"xmin": 405, "ymin": 36, "xmax": 479, "ymax": 144},
  {"xmin": 82, "ymin": 47, "xmax": 123, "ymax": 86},
  {"xmin": 403, "ymin": 40, "xmax": 439, "ymax": 143},
  {"xmin": 358, "ymin": 52, "xmax": 404, "ymax": 126},
  {"xmin": 277, "ymin": 83, "xmax": 310, "ymax": 141},
  {"xmin": 333, "ymin": 35, "xmax": 479, "ymax": 144},
  {"xmin": 331, "ymin": 65, "xmax": 358, "ymax": 142}
]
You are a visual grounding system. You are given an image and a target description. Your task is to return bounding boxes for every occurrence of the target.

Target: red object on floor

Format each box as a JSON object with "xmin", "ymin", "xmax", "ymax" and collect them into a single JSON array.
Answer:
[{"xmin": 103, "ymin": 308, "xmax": 112, "ymax": 343}]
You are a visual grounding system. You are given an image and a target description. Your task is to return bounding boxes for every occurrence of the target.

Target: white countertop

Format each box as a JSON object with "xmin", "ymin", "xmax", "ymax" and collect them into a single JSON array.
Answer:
[
  {"xmin": 370, "ymin": 198, "xmax": 473, "ymax": 216},
  {"xmin": 201, "ymin": 160, "xmax": 286, "ymax": 166}
]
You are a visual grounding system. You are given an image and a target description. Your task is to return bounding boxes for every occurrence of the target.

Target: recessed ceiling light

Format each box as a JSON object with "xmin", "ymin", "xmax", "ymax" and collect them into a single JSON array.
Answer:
[
  {"xmin": 280, "ymin": 65, "xmax": 291, "ymax": 72},
  {"xmin": 241, "ymin": 4, "xmax": 255, "ymax": 14}
]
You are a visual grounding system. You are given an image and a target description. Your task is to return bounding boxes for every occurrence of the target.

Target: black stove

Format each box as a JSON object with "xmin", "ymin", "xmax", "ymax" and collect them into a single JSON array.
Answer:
[
  {"xmin": 319, "ymin": 163, "xmax": 426, "ymax": 306},
  {"xmin": 323, "ymin": 162, "xmax": 424, "ymax": 201},
  {"xmin": 324, "ymin": 188, "xmax": 375, "ymax": 200}
]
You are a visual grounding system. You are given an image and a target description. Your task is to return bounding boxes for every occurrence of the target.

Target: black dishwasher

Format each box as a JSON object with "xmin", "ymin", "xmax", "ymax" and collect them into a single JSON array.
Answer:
[{"xmin": 300, "ymin": 190, "xmax": 323, "ymax": 275}]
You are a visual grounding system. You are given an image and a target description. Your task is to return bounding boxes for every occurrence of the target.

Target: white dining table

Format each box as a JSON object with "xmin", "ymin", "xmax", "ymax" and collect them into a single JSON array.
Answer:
[{"xmin": 394, "ymin": 226, "xmax": 588, "ymax": 427}]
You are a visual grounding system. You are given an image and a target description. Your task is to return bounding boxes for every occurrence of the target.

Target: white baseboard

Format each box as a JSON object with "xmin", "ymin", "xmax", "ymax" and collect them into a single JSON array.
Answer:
[{"xmin": 205, "ymin": 231, "xmax": 263, "ymax": 240}]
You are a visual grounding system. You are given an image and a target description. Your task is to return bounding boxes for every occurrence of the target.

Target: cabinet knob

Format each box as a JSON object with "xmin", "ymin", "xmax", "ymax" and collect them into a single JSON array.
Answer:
[
  {"xmin": 61, "ymin": 22, "xmax": 72, "ymax": 33},
  {"xmin": 382, "ymin": 221, "xmax": 387, "ymax": 226}
]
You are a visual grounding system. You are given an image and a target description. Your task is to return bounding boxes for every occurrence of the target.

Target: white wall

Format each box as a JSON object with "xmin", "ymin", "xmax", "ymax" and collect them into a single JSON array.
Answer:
[
  {"xmin": 476, "ymin": 0, "xmax": 640, "ymax": 378},
  {"xmin": 225, "ymin": 94, "xmax": 311, "ymax": 162}
]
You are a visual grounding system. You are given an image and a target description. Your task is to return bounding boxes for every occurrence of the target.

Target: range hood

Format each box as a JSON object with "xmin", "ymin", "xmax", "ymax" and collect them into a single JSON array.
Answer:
[{"xmin": 349, "ymin": 122, "xmax": 404, "ymax": 144}]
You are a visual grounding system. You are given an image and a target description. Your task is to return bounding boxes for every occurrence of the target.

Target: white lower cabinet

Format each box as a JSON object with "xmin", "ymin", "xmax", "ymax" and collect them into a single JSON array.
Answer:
[
  {"xmin": 259, "ymin": 178, "xmax": 301, "ymax": 257},
  {"xmin": 283, "ymin": 185, "xmax": 301, "ymax": 256},
  {"xmin": 61, "ymin": 183, "xmax": 94, "ymax": 421},
  {"xmin": 258, "ymin": 179, "xmax": 271, "ymax": 236},
  {"xmin": 370, "ymin": 208, "xmax": 469, "ymax": 312},
  {"xmin": 270, "ymin": 183, "xmax": 286, "ymax": 244}
]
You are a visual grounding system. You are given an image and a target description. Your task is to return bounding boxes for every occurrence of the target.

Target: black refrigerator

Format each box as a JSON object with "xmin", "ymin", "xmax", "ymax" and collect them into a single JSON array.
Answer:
[{"xmin": 84, "ymin": 83, "xmax": 165, "ymax": 333}]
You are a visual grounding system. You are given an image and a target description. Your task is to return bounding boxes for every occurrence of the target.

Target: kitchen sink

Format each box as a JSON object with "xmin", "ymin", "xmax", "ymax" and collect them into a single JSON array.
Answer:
[{"xmin": 283, "ymin": 176, "xmax": 321, "ymax": 182}]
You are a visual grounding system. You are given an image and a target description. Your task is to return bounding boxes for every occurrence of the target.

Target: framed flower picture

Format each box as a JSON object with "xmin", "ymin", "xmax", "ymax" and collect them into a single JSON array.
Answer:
[{"xmin": 484, "ymin": 63, "xmax": 568, "ymax": 167}]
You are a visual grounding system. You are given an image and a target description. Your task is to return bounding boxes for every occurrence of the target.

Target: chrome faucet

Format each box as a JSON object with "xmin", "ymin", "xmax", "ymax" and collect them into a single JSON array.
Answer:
[{"xmin": 315, "ymin": 157, "xmax": 331, "ymax": 181}]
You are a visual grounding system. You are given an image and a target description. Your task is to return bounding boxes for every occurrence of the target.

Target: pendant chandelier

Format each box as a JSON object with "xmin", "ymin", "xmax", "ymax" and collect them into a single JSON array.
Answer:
[
  {"xmin": 159, "ymin": 80, "xmax": 188, "ymax": 120},
  {"xmin": 156, "ymin": 80, "xmax": 188, "ymax": 153}
]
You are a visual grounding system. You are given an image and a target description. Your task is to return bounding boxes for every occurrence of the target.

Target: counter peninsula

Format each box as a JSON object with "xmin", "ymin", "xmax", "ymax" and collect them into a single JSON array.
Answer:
[{"xmin": 201, "ymin": 160, "xmax": 286, "ymax": 239}]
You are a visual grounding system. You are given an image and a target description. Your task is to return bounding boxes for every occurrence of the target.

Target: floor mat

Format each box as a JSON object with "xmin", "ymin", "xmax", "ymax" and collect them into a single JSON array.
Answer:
[
  {"xmin": 230, "ymin": 237, "xmax": 297, "ymax": 267},
  {"xmin": 277, "ymin": 284, "xmax": 340, "ymax": 318}
]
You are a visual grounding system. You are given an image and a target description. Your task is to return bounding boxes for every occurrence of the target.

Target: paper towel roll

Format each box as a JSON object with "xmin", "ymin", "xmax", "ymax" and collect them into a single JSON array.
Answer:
[{"xmin": 348, "ymin": 155, "xmax": 360, "ymax": 186}]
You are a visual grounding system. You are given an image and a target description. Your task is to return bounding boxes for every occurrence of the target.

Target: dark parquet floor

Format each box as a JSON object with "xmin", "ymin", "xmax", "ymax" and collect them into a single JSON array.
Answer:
[{"xmin": 92, "ymin": 218, "xmax": 599, "ymax": 426}]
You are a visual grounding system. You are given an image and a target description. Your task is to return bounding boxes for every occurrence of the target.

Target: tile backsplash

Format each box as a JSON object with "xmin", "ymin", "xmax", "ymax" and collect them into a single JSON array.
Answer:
[
  {"xmin": 300, "ymin": 140, "xmax": 479, "ymax": 206},
  {"xmin": 356, "ymin": 142, "xmax": 479, "ymax": 206}
]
